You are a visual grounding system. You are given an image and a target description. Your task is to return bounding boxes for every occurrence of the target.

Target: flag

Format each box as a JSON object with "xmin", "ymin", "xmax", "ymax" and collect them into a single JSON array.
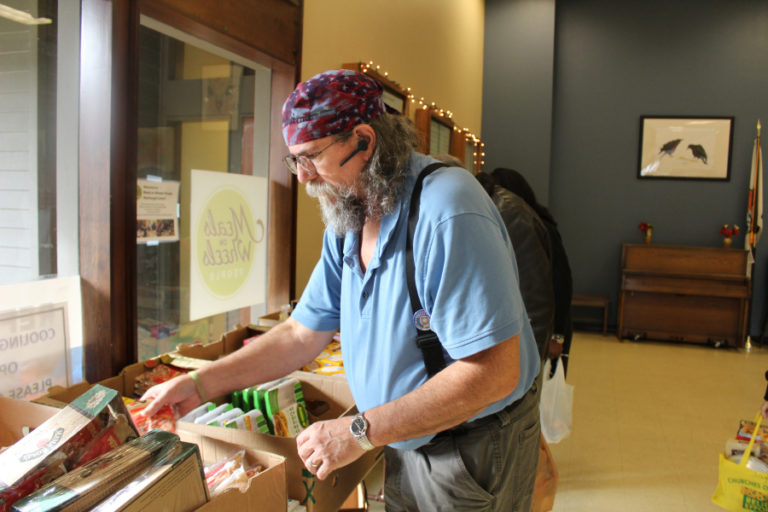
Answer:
[{"xmin": 745, "ymin": 120, "xmax": 763, "ymax": 271}]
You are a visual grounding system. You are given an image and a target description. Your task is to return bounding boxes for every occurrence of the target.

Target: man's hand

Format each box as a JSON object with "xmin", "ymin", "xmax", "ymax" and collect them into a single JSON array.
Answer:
[
  {"xmin": 296, "ymin": 416, "xmax": 367, "ymax": 480},
  {"xmin": 140, "ymin": 374, "xmax": 201, "ymax": 418}
]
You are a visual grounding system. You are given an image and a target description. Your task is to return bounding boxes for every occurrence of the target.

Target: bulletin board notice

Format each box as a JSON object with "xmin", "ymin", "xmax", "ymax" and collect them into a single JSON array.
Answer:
[{"xmin": 0, "ymin": 303, "xmax": 69, "ymax": 400}]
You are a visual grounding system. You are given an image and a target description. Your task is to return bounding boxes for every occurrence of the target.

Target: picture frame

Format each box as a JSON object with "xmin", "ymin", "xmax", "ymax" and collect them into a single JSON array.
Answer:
[{"xmin": 637, "ymin": 116, "xmax": 734, "ymax": 180}]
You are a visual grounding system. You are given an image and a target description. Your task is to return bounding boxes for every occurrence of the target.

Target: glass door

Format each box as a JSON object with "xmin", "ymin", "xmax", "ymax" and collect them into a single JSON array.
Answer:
[{"xmin": 136, "ymin": 17, "xmax": 271, "ymax": 360}]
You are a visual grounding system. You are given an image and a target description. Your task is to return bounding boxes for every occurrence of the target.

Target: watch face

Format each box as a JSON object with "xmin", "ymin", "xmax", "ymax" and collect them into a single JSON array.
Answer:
[{"xmin": 351, "ymin": 416, "xmax": 366, "ymax": 435}]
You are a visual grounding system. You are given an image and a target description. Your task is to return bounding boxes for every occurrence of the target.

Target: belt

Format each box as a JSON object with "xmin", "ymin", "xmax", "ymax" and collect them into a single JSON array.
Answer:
[{"xmin": 429, "ymin": 382, "xmax": 537, "ymax": 443}]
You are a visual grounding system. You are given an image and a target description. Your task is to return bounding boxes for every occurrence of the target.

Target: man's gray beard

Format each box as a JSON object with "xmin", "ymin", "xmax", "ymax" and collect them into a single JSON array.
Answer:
[{"xmin": 306, "ymin": 180, "xmax": 367, "ymax": 236}]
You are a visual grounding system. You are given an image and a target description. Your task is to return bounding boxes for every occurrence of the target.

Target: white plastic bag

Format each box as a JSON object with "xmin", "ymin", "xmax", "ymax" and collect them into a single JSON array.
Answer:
[{"xmin": 540, "ymin": 357, "xmax": 573, "ymax": 444}]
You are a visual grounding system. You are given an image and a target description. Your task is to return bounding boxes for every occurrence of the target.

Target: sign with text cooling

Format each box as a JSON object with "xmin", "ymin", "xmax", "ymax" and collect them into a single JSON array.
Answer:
[
  {"xmin": 0, "ymin": 303, "xmax": 69, "ymax": 400},
  {"xmin": 190, "ymin": 170, "xmax": 268, "ymax": 321}
]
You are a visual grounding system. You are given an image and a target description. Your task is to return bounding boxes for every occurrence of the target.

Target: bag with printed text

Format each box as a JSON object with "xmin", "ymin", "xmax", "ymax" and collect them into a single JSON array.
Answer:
[{"xmin": 713, "ymin": 413, "xmax": 768, "ymax": 511}]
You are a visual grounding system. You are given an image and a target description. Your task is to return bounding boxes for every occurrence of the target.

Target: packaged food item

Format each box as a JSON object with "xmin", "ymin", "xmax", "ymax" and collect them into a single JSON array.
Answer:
[
  {"xmin": 302, "ymin": 338, "xmax": 345, "ymax": 375},
  {"xmin": 726, "ymin": 437, "xmax": 762, "ymax": 459},
  {"xmin": 178, "ymin": 402, "xmax": 217, "ymax": 423},
  {"xmin": 194, "ymin": 404, "xmax": 233, "ymax": 425},
  {"xmin": 223, "ymin": 409, "xmax": 270, "ymax": 433},
  {"xmin": 89, "ymin": 441, "xmax": 207, "ymax": 512},
  {"xmin": 206, "ymin": 408, "xmax": 244, "ymax": 427},
  {"xmin": 204, "ymin": 450, "xmax": 264, "ymax": 497},
  {"xmin": 263, "ymin": 378, "xmax": 310, "ymax": 437},
  {"xmin": 133, "ymin": 361, "xmax": 187, "ymax": 397},
  {"xmin": 122, "ymin": 398, "xmax": 178, "ymax": 435},
  {"xmin": 737, "ymin": 419, "xmax": 768, "ymax": 444},
  {"xmin": 74, "ymin": 414, "xmax": 136, "ymax": 467},
  {"xmin": 270, "ymin": 403, "xmax": 309, "ymax": 437},
  {"xmin": 11, "ymin": 431, "xmax": 204, "ymax": 512},
  {"xmin": 158, "ymin": 353, "xmax": 211, "ymax": 371}
]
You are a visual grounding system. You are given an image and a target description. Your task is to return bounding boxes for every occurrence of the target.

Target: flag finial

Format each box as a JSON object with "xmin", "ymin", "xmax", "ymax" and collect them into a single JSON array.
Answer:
[{"xmin": 758, "ymin": 119, "xmax": 762, "ymax": 137}]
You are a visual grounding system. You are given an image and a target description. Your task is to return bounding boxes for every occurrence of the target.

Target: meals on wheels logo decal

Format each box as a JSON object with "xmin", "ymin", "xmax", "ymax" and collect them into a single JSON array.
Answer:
[{"xmin": 190, "ymin": 170, "xmax": 267, "ymax": 320}]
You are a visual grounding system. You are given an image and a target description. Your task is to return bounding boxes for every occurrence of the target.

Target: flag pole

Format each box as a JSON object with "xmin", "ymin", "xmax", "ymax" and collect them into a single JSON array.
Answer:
[{"xmin": 750, "ymin": 120, "xmax": 762, "ymax": 246}]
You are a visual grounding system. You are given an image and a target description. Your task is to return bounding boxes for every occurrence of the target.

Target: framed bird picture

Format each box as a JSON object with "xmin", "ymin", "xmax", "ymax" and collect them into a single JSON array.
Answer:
[{"xmin": 638, "ymin": 116, "xmax": 734, "ymax": 180}]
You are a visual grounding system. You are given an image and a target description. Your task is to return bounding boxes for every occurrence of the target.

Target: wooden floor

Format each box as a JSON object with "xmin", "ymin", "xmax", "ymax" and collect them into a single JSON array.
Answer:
[{"xmin": 366, "ymin": 330, "xmax": 768, "ymax": 511}]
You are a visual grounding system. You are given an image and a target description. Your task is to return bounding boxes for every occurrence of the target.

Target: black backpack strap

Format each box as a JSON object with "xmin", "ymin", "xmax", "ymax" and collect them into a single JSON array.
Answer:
[{"xmin": 406, "ymin": 162, "xmax": 448, "ymax": 377}]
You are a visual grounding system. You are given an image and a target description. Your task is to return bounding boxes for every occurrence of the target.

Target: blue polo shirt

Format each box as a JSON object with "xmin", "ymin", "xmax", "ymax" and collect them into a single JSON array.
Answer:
[{"xmin": 292, "ymin": 152, "xmax": 539, "ymax": 450}]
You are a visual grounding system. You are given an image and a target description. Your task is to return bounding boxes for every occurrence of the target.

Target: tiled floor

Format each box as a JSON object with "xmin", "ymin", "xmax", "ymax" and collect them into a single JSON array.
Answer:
[{"xmin": 364, "ymin": 331, "xmax": 768, "ymax": 511}]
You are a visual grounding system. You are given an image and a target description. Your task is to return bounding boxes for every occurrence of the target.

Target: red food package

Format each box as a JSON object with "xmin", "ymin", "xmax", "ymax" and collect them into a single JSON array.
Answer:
[
  {"xmin": 0, "ymin": 453, "xmax": 66, "ymax": 512},
  {"xmin": 73, "ymin": 414, "xmax": 136, "ymax": 467},
  {"xmin": 123, "ymin": 397, "xmax": 178, "ymax": 435}
]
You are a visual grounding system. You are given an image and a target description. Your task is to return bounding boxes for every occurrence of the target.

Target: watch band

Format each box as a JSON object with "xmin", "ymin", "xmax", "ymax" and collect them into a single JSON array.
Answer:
[{"xmin": 351, "ymin": 413, "xmax": 375, "ymax": 451}]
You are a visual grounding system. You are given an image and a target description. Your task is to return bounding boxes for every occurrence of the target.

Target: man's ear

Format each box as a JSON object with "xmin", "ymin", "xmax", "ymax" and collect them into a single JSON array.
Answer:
[{"xmin": 353, "ymin": 124, "xmax": 376, "ymax": 157}]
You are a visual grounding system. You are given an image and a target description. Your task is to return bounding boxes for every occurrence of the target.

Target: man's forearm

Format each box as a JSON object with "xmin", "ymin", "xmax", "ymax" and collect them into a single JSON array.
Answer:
[
  {"xmin": 196, "ymin": 318, "xmax": 335, "ymax": 399},
  {"xmin": 365, "ymin": 335, "xmax": 522, "ymax": 447}
]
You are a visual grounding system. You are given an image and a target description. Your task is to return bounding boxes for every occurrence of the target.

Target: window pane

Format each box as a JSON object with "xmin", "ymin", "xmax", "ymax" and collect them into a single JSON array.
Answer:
[
  {"xmin": 137, "ymin": 19, "xmax": 270, "ymax": 360},
  {"xmin": 0, "ymin": 0, "xmax": 77, "ymax": 285}
]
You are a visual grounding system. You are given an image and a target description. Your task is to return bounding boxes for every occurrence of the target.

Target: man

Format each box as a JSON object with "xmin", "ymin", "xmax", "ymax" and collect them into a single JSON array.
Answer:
[{"xmin": 141, "ymin": 69, "xmax": 540, "ymax": 511}]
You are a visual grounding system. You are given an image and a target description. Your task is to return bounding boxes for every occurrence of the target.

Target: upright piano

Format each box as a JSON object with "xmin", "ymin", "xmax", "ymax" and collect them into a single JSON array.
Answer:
[{"xmin": 617, "ymin": 244, "xmax": 751, "ymax": 347}]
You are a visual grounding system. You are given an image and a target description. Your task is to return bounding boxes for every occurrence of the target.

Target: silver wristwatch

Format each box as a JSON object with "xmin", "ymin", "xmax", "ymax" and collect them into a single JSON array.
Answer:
[{"xmin": 350, "ymin": 412, "xmax": 375, "ymax": 451}]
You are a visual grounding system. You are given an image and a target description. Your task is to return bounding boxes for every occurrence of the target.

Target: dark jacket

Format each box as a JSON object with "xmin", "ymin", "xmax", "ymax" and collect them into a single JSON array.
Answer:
[{"xmin": 488, "ymin": 184, "xmax": 555, "ymax": 362}]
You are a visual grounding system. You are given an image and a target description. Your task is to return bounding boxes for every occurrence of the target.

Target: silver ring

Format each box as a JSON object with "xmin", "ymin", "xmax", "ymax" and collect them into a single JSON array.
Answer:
[{"xmin": 310, "ymin": 460, "xmax": 321, "ymax": 468}]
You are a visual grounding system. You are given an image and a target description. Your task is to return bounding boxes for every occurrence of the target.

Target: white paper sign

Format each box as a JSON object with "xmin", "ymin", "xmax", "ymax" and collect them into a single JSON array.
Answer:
[
  {"xmin": 0, "ymin": 303, "xmax": 69, "ymax": 400},
  {"xmin": 189, "ymin": 170, "xmax": 268, "ymax": 321},
  {"xmin": 137, "ymin": 179, "xmax": 180, "ymax": 243}
]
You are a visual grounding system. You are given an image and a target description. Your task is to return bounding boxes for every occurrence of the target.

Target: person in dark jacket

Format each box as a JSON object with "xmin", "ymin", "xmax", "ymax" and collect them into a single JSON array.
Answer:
[
  {"xmin": 491, "ymin": 168, "xmax": 574, "ymax": 376},
  {"xmin": 475, "ymin": 172, "xmax": 554, "ymax": 363}
]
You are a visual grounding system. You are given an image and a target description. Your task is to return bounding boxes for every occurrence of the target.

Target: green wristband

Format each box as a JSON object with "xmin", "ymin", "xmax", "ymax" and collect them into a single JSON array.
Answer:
[{"xmin": 189, "ymin": 370, "xmax": 208, "ymax": 402}]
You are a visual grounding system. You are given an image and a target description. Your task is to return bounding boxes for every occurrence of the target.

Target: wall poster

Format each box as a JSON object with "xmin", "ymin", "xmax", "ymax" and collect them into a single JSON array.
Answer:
[{"xmin": 137, "ymin": 179, "xmax": 180, "ymax": 243}]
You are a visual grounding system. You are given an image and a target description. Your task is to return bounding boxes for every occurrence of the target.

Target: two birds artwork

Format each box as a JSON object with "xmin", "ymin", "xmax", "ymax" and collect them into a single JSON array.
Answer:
[{"xmin": 659, "ymin": 138, "xmax": 708, "ymax": 164}]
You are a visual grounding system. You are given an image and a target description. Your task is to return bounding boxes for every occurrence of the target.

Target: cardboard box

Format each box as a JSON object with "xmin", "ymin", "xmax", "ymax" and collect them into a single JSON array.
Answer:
[
  {"xmin": 0, "ymin": 385, "xmax": 138, "ymax": 493},
  {"xmin": 0, "ymin": 398, "xmax": 59, "ymax": 448},
  {"xmin": 177, "ymin": 370, "xmax": 383, "ymax": 512},
  {"xmin": 33, "ymin": 325, "xmax": 382, "ymax": 511},
  {"xmin": 0, "ymin": 399, "xmax": 284, "ymax": 512},
  {"xmin": 178, "ymin": 431, "xmax": 287, "ymax": 512}
]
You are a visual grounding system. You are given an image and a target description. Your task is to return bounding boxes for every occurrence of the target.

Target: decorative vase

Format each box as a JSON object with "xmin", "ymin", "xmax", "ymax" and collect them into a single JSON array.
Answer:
[
  {"xmin": 644, "ymin": 227, "xmax": 653, "ymax": 244},
  {"xmin": 723, "ymin": 236, "xmax": 732, "ymax": 248}
]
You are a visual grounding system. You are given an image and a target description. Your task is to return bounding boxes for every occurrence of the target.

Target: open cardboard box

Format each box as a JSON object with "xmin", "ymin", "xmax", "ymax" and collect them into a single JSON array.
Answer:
[
  {"xmin": 178, "ymin": 431, "xmax": 287, "ymax": 512},
  {"xmin": 33, "ymin": 324, "xmax": 382, "ymax": 511},
  {"xmin": 0, "ymin": 397, "xmax": 285, "ymax": 512},
  {"xmin": 0, "ymin": 396, "xmax": 60, "ymax": 447},
  {"xmin": 177, "ymin": 370, "xmax": 383, "ymax": 512}
]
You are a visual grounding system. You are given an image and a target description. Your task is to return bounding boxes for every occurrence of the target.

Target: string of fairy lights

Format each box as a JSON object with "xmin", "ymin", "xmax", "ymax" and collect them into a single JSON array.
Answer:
[{"xmin": 358, "ymin": 60, "xmax": 486, "ymax": 168}]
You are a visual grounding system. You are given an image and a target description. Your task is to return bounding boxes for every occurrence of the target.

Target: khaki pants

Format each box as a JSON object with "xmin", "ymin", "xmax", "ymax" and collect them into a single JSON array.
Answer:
[{"xmin": 384, "ymin": 385, "xmax": 540, "ymax": 511}]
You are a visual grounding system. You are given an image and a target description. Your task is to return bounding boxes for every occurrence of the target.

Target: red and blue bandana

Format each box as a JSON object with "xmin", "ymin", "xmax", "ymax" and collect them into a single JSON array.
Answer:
[{"xmin": 282, "ymin": 69, "xmax": 386, "ymax": 146}]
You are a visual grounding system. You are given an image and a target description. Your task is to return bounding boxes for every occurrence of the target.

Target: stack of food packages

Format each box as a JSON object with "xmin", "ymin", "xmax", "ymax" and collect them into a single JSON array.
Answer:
[
  {"xmin": 0, "ymin": 385, "xmax": 140, "ymax": 511},
  {"xmin": 302, "ymin": 333, "xmax": 344, "ymax": 376},
  {"xmin": 724, "ymin": 418, "xmax": 768, "ymax": 472},
  {"xmin": 179, "ymin": 376, "xmax": 312, "ymax": 438}
]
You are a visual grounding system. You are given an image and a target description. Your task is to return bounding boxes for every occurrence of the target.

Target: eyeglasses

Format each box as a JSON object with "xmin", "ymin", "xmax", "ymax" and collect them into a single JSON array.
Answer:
[{"xmin": 283, "ymin": 139, "xmax": 340, "ymax": 175}]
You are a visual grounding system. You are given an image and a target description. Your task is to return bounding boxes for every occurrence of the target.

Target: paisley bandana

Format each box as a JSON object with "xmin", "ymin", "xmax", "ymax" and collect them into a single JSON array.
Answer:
[{"xmin": 282, "ymin": 69, "xmax": 386, "ymax": 146}]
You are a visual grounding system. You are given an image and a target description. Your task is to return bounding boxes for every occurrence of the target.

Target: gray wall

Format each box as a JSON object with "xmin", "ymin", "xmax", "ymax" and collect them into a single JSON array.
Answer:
[
  {"xmin": 483, "ymin": 0, "xmax": 768, "ymax": 336},
  {"xmin": 482, "ymin": 0, "xmax": 555, "ymax": 205}
]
